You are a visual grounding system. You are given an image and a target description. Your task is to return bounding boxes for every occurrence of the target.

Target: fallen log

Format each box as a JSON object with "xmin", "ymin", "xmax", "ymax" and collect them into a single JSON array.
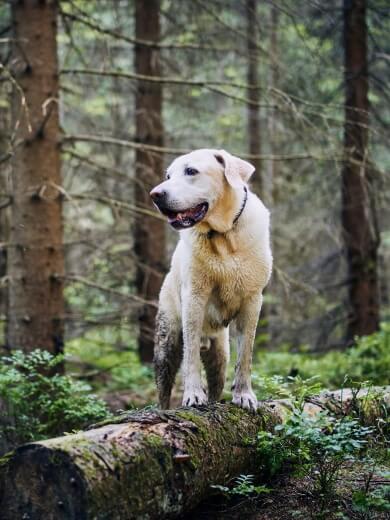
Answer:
[{"xmin": 0, "ymin": 387, "xmax": 389, "ymax": 520}]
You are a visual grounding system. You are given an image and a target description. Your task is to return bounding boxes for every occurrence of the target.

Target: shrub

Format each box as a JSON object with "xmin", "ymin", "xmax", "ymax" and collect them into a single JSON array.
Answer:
[
  {"xmin": 256, "ymin": 408, "xmax": 373, "ymax": 496},
  {"xmin": 211, "ymin": 474, "xmax": 271, "ymax": 498},
  {"xmin": 254, "ymin": 322, "xmax": 390, "ymax": 388},
  {"xmin": 353, "ymin": 480, "xmax": 390, "ymax": 515},
  {"xmin": 0, "ymin": 350, "xmax": 111, "ymax": 452}
]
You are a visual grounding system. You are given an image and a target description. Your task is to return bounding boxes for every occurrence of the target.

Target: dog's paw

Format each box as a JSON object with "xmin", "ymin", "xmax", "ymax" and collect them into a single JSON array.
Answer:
[
  {"xmin": 182, "ymin": 387, "xmax": 208, "ymax": 407},
  {"xmin": 232, "ymin": 390, "xmax": 258, "ymax": 412}
]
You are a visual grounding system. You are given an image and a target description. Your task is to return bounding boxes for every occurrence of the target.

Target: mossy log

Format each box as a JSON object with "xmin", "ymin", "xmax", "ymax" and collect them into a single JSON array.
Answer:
[{"xmin": 0, "ymin": 388, "xmax": 389, "ymax": 520}]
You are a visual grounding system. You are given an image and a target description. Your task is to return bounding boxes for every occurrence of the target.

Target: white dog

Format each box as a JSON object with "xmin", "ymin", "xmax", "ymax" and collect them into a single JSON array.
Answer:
[{"xmin": 150, "ymin": 149, "xmax": 272, "ymax": 410}]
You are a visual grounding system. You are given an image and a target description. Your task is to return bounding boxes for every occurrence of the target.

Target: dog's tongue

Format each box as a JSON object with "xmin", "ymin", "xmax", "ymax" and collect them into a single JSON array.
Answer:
[
  {"xmin": 166, "ymin": 202, "xmax": 208, "ymax": 229},
  {"xmin": 176, "ymin": 208, "xmax": 197, "ymax": 222}
]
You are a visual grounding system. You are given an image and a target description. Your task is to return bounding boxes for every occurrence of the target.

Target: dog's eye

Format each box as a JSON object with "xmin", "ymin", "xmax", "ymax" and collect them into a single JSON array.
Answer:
[
  {"xmin": 166, "ymin": 173, "xmax": 170, "ymax": 180},
  {"xmin": 184, "ymin": 167, "xmax": 199, "ymax": 176}
]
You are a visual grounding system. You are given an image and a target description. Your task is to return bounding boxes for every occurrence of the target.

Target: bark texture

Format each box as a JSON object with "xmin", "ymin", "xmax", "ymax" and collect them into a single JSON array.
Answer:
[
  {"xmin": 134, "ymin": 0, "xmax": 166, "ymax": 363},
  {"xmin": 1, "ymin": 388, "xmax": 388, "ymax": 520},
  {"xmin": 266, "ymin": 4, "xmax": 279, "ymax": 205},
  {"xmin": 342, "ymin": 0, "xmax": 380, "ymax": 342},
  {"xmin": 246, "ymin": 0, "xmax": 270, "ymax": 339},
  {"xmin": 246, "ymin": 0, "xmax": 262, "ymax": 196},
  {"xmin": 7, "ymin": 0, "xmax": 64, "ymax": 354},
  {"xmin": 0, "ymin": 78, "xmax": 10, "ymax": 327}
]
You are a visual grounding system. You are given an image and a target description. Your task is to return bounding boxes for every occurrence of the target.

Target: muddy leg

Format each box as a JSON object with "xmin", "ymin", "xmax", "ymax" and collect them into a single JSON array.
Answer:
[
  {"xmin": 154, "ymin": 310, "xmax": 182, "ymax": 409},
  {"xmin": 201, "ymin": 328, "xmax": 229, "ymax": 402}
]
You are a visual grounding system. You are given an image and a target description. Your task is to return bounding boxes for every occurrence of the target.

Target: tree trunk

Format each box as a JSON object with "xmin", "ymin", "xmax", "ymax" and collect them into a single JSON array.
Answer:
[
  {"xmin": 246, "ymin": 1, "xmax": 269, "ymax": 338},
  {"xmin": 7, "ymin": 0, "xmax": 64, "ymax": 356},
  {"xmin": 246, "ymin": 0, "xmax": 262, "ymax": 197},
  {"xmin": 342, "ymin": 0, "xmax": 380, "ymax": 343},
  {"xmin": 134, "ymin": 0, "xmax": 166, "ymax": 363},
  {"xmin": 266, "ymin": 4, "xmax": 279, "ymax": 206},
  {"xmin": 1, "ymin": 388, "xmax": 388, "ymax": 520},
  {"xmin": 0, "ymin": 80, "xmax": 10, "ymax": 344}
]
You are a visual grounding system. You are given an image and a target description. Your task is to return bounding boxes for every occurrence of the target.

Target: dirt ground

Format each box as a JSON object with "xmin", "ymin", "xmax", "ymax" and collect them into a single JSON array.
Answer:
[{"xmin": 184, "ymin": 464, "xmax": 390, "ymax": 520}]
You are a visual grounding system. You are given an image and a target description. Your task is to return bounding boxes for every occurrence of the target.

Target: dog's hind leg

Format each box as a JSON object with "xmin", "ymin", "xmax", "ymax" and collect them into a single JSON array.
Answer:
[
  {"xmin": 201, "ymin": 328, "xmax": 230, "ymax": 402},
  {"xmin": 154, "ymin": 310, "xmax": 182, "ymax": 409}
]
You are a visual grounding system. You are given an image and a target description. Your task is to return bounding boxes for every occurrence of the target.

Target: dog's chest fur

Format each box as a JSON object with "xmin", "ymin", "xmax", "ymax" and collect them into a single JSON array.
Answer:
[{"xmin": 191, "ymin": 231, "xmax": 267, "ymax": 331}]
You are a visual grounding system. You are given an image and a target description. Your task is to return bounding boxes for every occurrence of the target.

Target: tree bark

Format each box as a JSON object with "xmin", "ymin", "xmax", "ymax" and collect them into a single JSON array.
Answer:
[
  {"xmin": 134, "ymin": 0, "xmax": 166, "ymax": 363},
  {"xmin": 246, "ymin": 0, "xmax": 269, "ymax": 339},
  {"xmin": 7, "ymin": 0, "xmax": 64, "ymax": 356},
  {"xmin": 246, "ymin": 0, "xmax": 262, "ymax": 197},
  {"xmin": 1, "ymin": 388, "xmax": 388, "ymax": 519},
  {"xmin": 342, "ymin": 0, "xmax": 380, "ymax": 343},
  {"xmin": 266, "ymin": 4, "xmax": 279, "ymax": 206},
  {"xmin": 0, "ymin": 75, "xmax": 10, "ymax": 341}
]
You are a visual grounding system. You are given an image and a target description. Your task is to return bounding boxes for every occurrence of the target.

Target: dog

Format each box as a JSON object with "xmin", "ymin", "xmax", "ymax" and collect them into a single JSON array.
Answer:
[{"xmin": 150, "ymin": 149, "xmax": 272, "ymax": 410}]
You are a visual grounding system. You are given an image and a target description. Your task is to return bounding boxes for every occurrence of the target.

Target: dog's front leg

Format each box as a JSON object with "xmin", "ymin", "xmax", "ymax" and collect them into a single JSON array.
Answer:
[
  {"xmin": 232, "ymin": 294, "xmax": 263, "ymax": 411},
  {"xmin": 181, "ymin": 287, "xmax": 209, "ymax": 407}
]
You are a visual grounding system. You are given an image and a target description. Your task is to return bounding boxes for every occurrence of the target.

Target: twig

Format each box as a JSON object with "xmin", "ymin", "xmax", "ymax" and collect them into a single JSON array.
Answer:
[
  {"xmin": 61, "ymin": 67, "xmax": 263, "ymax": 90},
  {"xmin": 56, "ymin": 273, "xmax": 158, "ymax": 308},
  {"xmin": 63, "ymin": 134, "xmax": 345, "ymax": 162},
  {"xmin": 67, "ymin": 192, "xmax": 166, "ymax": 221},
  {"xmin": 61, "ymin": 8, "xmax": 230, "ymax": 52}
]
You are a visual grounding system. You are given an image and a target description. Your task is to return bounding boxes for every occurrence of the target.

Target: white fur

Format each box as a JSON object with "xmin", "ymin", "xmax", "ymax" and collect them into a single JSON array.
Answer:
[{"xmin": 153, "ymin": 149, "xmax": 272, "ymax": 410}]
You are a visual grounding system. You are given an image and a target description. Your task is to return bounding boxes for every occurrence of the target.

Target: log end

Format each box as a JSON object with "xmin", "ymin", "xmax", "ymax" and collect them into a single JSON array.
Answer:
[{"xmin": 0, "ymin": 444, "xmax": 87, "ymax": 520}]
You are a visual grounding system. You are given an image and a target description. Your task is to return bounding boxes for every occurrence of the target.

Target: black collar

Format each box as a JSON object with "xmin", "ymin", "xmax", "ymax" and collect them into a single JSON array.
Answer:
[
  {"xmin": 206, "ymin": 186, "xmax": 248, "ymax": 240},
  {"xmin": 232, "ymin": 186, "xmax": 248, "ymax": 225}
]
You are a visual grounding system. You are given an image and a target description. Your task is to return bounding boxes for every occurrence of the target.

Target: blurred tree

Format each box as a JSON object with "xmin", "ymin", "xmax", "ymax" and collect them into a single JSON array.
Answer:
[
  {"xmin": 0, "ymin": 77, "xmax": 10, "ymax": 339},
  {"xmin": 134, "ymin": 0, "xmax": 165, "ymax": 362},
  {"xmin": 7, "ymin": 0, "xmax": 64, "ymax": 358},
  {"xmin": 2, "ymin": 0, "xmax": 385, "ymax": 373},
  {"xmin": 246, "ymin": 0, "xmax": 262, "ymax": 196},
  {"xmin": 246, "ymin": 0, "xmax": 270, "ymax": 340},
  {"xmin": 266, "ymin": 3, "xmax": 279, "ymax": 205},
  {"xmin": 342, "ymin": 0, "xmax": 380, "ymax": 342}
]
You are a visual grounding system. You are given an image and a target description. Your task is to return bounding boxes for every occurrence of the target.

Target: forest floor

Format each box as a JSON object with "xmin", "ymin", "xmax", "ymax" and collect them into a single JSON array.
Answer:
[
  {"xmin": 186, "ymin": 460, "xmax": 390, "ymax": 520},
  {"xmin": 101, "ymin": 386, "xmax": 390, "ymax": 519},
  {"xmin": 65, "ymin": 332, "xmax": 390, "ymax": 519}
]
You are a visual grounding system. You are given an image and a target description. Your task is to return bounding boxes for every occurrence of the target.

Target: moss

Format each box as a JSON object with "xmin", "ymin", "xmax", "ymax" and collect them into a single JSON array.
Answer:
[
  {"xmin": 143, "ymin": 433, "xmax": 165, "ymax": 448},
  {"xmin": 175, "ymin": 410, "xmax": 209, "ymax": 426},
  {"xmin": 2, "ymin": 395, "xmax": 390, "ymax": 519},
  {"xmin": 0, "ymin": 451, "xmax": 15, "ymax": 468},
  {"xmin": 170, "ymin": 404, "xmax": 265, "ymax": 479}
]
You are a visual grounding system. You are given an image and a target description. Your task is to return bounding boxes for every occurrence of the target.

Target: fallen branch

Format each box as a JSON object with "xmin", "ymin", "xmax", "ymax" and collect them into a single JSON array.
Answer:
[{"xmin": 0, "ymin": 388, "xmax": 388, "ymax": 519}]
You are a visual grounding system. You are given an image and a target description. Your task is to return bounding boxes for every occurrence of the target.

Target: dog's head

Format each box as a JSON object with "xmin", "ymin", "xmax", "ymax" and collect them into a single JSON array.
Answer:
[{"xmin": 150, "ymin": 149, "xmax": 255, "ymax": 230}]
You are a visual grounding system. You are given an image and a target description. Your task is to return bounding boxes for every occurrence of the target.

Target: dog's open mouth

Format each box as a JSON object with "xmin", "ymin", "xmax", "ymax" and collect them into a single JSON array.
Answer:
[{"xmin": 160, "ymin": 202, "xmax": 209, "ymax": 229}]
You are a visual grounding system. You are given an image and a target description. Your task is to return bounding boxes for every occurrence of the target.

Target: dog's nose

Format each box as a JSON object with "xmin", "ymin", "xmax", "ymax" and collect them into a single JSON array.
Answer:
[{"xmin": 150, "ymin": 189, "xmax": 167, "ymax": 203}]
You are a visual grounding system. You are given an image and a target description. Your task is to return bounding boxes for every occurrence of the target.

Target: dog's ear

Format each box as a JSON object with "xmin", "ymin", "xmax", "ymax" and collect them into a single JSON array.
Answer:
[{"xmin": 214, "ymin": 150, "xmax": 255, "ymax": 189}]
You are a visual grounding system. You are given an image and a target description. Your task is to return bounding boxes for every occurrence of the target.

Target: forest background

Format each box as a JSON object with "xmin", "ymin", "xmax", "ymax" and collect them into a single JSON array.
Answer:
[{"xmin": 0, "ymin": 0, "xmax": 389, "ymax": 450}]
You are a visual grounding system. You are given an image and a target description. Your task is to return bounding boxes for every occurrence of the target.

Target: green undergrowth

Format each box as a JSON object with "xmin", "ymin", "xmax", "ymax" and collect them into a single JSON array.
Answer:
[
  {"xmin": 209, "ymin": 379, "xmax": 390, "ymax": 520},
  {"xmin": 1, "ymin": 324, "xmax": 388, "ymax": 465},
  {"xmin": 253, "ymin": 322, "xmax": 390, "ymax": 389},
  {"xmin": 66, "ymin": 327, "xmax": 154, "ymax": 397},
  {"xmin": 0, "ymin": 350, "xmax": 111, "ymax": 452},
  {"xmin": 64, "ymin": 322, "xmax": 390, "ymax": 406}
]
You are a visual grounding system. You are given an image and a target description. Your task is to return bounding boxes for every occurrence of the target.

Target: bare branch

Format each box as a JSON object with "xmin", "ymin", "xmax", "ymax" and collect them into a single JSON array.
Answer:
[
  {"xmin": 63, "ymin": 133, "xmax": 188, "ymax": 156},
  {"xmin": 0, "ymin": 152, "xmax": 12, "ymax": 165},
  {"xmin": 63, "ymin": 134, "xmax": 345, "ymax": 162},
  {"xmin": 60, "ymin": 8, "xmax": 230, "ymax": 52},
  {"xmin": 57, "ymin": 273, "xmax": 158, "ymax": 308},
  {"xmin": 62, "ymin": 148, "xmax": 139, "ymax": 184},
  {"xmin": 66, "ymin": 192, "xmax": 166, "ymax": 221},
  {"xmin": 60, "ymin": 67, "xmax": 263, "ymax": 90}
]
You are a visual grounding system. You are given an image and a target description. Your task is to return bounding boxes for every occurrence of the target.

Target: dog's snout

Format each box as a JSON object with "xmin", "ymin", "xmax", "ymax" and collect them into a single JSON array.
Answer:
[{"xmin": 150, "ymin": 189, "xmax": 167, "ymax": 204}]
